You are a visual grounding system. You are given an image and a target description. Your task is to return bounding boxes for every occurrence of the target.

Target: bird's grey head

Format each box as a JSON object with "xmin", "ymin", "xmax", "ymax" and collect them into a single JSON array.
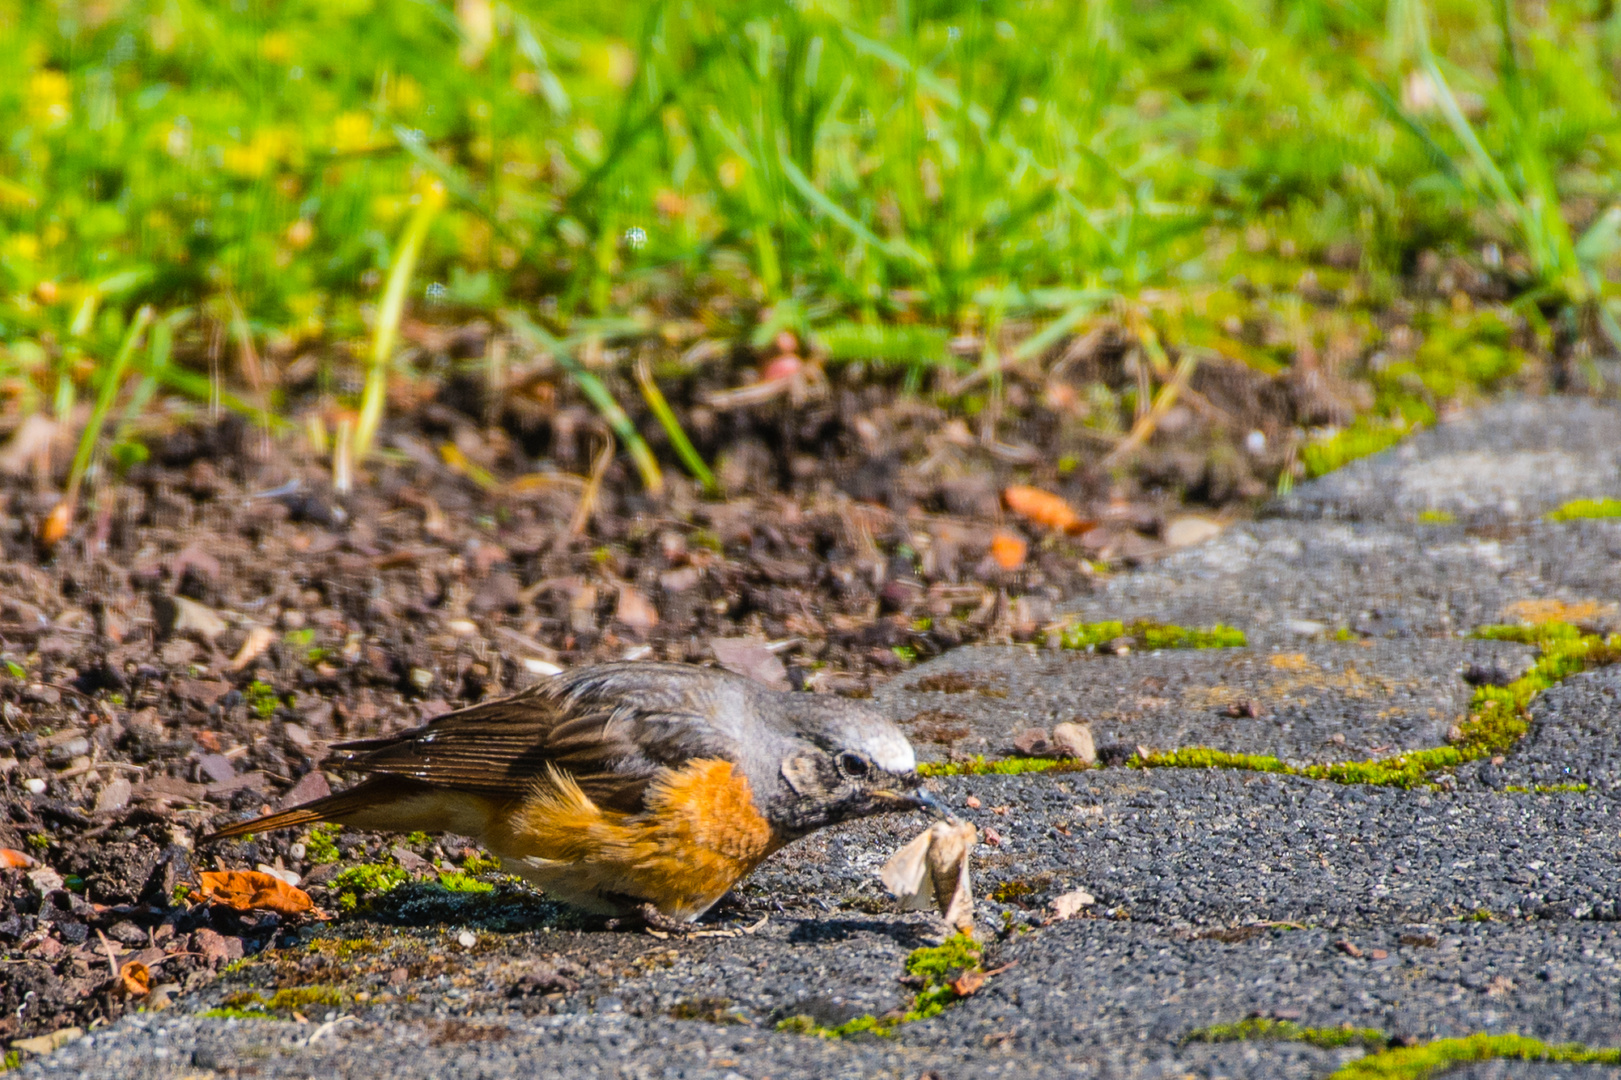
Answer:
[{"xmin": 764, "ymin": 694, "xmax": 935, "ymax": 838}]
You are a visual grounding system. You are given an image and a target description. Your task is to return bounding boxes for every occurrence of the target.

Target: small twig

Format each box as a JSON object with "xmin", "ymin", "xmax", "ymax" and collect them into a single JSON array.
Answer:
[
  {"xmin": 1101, "ymin": 351, "xmax": 1200, "ymax": 470},
  {"xmin": 569, "ymin": 430, "xmax": 614, "ymax": 537}
]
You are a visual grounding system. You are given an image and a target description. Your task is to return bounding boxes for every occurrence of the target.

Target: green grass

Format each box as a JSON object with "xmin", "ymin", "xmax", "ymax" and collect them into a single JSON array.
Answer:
[{"xmin": 3, "ymin": 0, "xmax": 1619, "ymax": 489}]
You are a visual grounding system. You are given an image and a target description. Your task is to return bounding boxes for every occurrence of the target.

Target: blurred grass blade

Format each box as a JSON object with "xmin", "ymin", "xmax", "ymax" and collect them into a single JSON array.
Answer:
[
  {"xmin": 505, "ymin": 311, "xmax": 663, "ymax": 495},
  {"xmin": 1012, "ymin": 296, "xmax": 1110, "ymax": 362},
  {"xmin": 353, "ymin": 181, "xmax": 445, "ymax": 464},
  {"xmin": 634, "ymin": 355, "xmax": 715, "ymax": 494},
  {"xmin": 45, "ymin": 305, "xmax": 153, "ymax": 546},
  {"xmin": 777, "ymin": 154, "xmax": 927, "ymax": 268},
  {"xmin": 116, "ymin": 308, "xmax": 187, "ymax": 439}
]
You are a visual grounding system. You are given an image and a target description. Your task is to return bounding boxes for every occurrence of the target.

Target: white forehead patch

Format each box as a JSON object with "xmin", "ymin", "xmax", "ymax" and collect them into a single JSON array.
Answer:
[{"xmin": 860, "ymin": 729, "xmax": 916, "ymax": 773}]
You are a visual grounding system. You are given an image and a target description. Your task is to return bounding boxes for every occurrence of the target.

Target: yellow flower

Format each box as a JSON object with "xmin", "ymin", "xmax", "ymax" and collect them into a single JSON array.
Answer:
[
  {"xmin": 259, "ymin": 32, "xmax": 293, "ymax": 64},
  {"xmin": 332, "ymin": 111, "xmax": 374, "ymax": 154},
  {"xmin": 27, "ymin": 70, "xmax": 71, "ymax": 127}
]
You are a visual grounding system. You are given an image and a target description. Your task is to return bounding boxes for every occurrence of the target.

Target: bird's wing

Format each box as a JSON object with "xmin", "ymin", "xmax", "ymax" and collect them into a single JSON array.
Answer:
[{"xmin": 326, "ymin": 663, "xmax": 752, "ymax": 814}]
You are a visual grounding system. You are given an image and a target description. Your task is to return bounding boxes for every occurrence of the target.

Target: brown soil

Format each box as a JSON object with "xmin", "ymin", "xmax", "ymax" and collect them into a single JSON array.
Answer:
[{"xmin": 0, "ymin": 338, "xmax": 1304, "ymax": 1042}]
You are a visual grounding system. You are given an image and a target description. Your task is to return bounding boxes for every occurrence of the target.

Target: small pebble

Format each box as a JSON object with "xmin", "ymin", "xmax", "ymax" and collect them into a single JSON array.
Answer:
[
  {"xmin": 24, "ymin": 777, "xmax": 46, "ymax": 794},
  {"xmin": 457, "ymin": 930, "xmax": 477, "ymax": 949}
]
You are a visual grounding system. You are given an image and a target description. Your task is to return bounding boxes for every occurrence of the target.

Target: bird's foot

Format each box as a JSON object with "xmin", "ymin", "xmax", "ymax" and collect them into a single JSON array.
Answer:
[{"xmin": 604, "ymin": 902, "xmax": 692, "ymax": 936}]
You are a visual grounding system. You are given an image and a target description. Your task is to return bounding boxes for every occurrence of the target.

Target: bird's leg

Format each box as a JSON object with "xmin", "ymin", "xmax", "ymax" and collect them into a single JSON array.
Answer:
[{"xmin": 603, "ymin": 900, "xmax": 692, "ymax": 935}]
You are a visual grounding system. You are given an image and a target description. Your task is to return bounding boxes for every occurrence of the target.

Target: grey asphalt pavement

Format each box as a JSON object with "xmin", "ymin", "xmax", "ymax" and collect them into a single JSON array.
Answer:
[{"xmin": 20, "ymin": 398, "xmax": 1621, "ymax": 1079}]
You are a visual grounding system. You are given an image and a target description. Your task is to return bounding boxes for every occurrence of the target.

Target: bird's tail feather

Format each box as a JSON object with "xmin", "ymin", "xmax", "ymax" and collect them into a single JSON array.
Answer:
[{"xmin": 200, "ymin": 778, "xmax": 397, "ymax": 844}]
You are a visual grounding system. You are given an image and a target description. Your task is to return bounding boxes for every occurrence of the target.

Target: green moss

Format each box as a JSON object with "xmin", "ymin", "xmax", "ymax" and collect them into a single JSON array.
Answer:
[
  {"xmin": 330, "ymin": 863, "xmax": 410, "ymax": 912},
  {"xmin": 1135, "ymin": 624, "xmax": 1618, "ymax": 787},
  {"xmin": 1470, "ymin": 622, "xmax": 1584, "ymax": 644},
  {"xmin": 265, "ymin": 986, "xmax": 345, "ymax": 1011},
  {"xmin": 245, "ymin": 680, "xmax": 281, "ymax": 719},
  {"xmin": 25, "ymin": 833, "xmax": 49, "ymax": 851},
  {"xmin": 1185, "ymin": 1017, "xmax": 1387, "ymax": 1049},
  {"xmin": 1503, "ymin": 782, "xmax": 1588, "ymax": 794},
  {"xmin": 1546, "ymin": 498, "xmax": 1621, "ymax": 522},
  {"xmin": 918, "ymin": 755, "xmax": 1092, "ymax": 778},
  {"xmin": 1301, "ymin": 419, "xmax": 1410, "ymax": 479},
  {"xmin": 1333, "ymin": 627, "xmax": 1359, "ymax": 641},
  {"xmin": 436, "ymin": 871, "xmax": 495, "ymax": 893},
  {"xmin": 777, "ymin": 933, "xmax": 984, "ymax": 1038},
  {"xmin": 304, "ymin": 938, "xmax": 384, "ymax": 961},
  {"xmin": 461, "ymin": 852, "xmax": 504, "ymax": 876},
  {"xmin": 1416, "ymin": 510, "xmax": 1455, "ymax": 524},
  {"xmin": 2, "ymin": 1050, "xmax": 21, "ymax": 1071},
  {"xmin": 1330, "ymin": 1033, "xmax": 1621, "ymax": 1080},
  {"xmin": 1050, "ymin": 619, "xmax": 1246, "ymax": 652},
  {"xmin": 990, "ymin": 880, "xmax": 1037, "ymax": 904},
  {"xmin": 304, "ymin": 823, "xmax": 341, "ymax": 866},
  {"xmin": 199, "ymin": 1007, "xmax": 282, "ymax": 1020}
]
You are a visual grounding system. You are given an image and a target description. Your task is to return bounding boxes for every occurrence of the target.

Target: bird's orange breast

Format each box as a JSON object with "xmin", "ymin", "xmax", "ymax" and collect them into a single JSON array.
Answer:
[{"xmin": 492, "ymin": 759, "xmax": 778, "ymax": 920}]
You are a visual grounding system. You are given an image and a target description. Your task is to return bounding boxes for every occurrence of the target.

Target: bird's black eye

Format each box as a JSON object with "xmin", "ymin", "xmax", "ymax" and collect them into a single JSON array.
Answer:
[{"xmin": 836, "ymin": 751, "xmax": 871, "ymax": 779}]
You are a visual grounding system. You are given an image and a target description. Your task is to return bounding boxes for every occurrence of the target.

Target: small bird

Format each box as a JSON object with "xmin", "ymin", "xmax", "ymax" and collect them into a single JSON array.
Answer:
[{"xmin": 204, "ymin": 662, "xmax": 939, "ymax": 925}]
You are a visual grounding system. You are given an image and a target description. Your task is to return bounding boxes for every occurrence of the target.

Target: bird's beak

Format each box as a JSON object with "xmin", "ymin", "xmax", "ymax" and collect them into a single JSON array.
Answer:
[{"xmin": 907, "ymin": 786, "xmax": 954, "ymax": 821}]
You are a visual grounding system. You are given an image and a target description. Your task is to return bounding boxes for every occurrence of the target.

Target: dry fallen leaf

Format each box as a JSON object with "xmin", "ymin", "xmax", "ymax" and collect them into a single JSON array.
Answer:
[
  {"xmin": 196, "ymin": 869, "xmax": 314, "ymax": 916},
  {"xmin": 0, "ymin": 848, "xmax": 37, "ymax": 869},
  {"xmin": 1003, "ymin": 485, "xmax": 1090, "ymax": 534},
  {"xmin": 988, "ymin": 530, "xmax": 1027, "ymax": 571},
  {"xmin": 229, "ymin": 625, "xmax": 277, "ymax": 671},
  {"xmin": 38, "ymin": 502, "xmax": 73, "ymax": 547},
  {"xmin": 709, "ymin": 638, "xmax": 790, "ymax": 691},
  {"xmin": 119, "ymin": 960, "xmax": 151, "ymax": 997},
  {"xmin": 172, "ymin": 596, "xmax": 228, "ymax": 642},
  {"xmin": 1051, "ymin": 722, "xmax": 1097, "ymax": 764},
  {"xmin": 880, "ymin": 819, "xmax": 978, "ymax": 933},
  {"xmin": 1050, "ymin": 888, "xmax": 1096, "ymax": 921},
  {"xmin": 614, "ymin": 584, "xmax": 659, "ymax": 634},
  {"xmin": 948, "ymin": 968, "xmax": 986, "ymax": 997}
]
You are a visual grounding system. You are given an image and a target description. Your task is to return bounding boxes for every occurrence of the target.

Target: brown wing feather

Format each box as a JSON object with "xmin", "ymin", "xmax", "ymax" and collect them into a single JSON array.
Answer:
[{"xmin": 319, "ymin": 665, "xmax": 748, "ymax": 814}]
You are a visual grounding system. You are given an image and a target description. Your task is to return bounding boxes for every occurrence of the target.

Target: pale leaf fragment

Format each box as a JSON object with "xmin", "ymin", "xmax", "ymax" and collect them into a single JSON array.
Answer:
[
  {"xmin": 229, "ymin": 625, "xmax": 277, "ymax": 671},
  {"xmin": 1050, "ymin": 888, "xmax": 1096, "ymax": 921},
  {"xmin": 881, "ymin": 820, "xmax": 977, "ymax": 933}
]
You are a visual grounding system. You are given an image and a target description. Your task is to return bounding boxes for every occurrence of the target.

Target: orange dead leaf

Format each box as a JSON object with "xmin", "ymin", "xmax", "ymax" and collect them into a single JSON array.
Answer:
[
  {"xmin": 1003, "ymin": 485, "xmax": 1089, "ymax": 534},
  {"xmin": 196, "ymin": 870, "xmax": 313, "ymax": 916},
  {"xmin": 39, "ymin": 502, "xmax": 73, "ymax": 547},
  {"xmin": 119, "ymin": 960, "xmax": 151, "ymax": 997},
  {"xmin": 949, "ymin": 968, "xmax": 987, "ymax": 997},
  {"xmin": 989, "ymin": 530, "xmax": 1028, "ymax": 571},
  {"xmin": 0, "ymin": 848, "xmax": 37, "ymax": 869}
]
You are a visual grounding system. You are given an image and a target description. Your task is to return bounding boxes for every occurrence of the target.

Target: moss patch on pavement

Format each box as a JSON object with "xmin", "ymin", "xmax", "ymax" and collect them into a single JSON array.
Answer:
[
  {"xmin": 1050, "ymin": 620, "xmax": 1247, "ymax": 652},
  {"xmin": 776, "ymin": 933, "xmax": 984, "ymax": 1038},
  {"xmin": 1545, "ymin": 498, "xmax": 1621, "ymax": 522},
  {"xmin": 1330, "ymin": 1033, "xmax": 1621, "ymax": 1080},
  {"xmin": 1185, "ymin": 1017, "xmax": 1386, "ymax": 1049},
  {"xmin": 1132, "ymin": 623, "xmax": 1617, "ymax": 787},
  {"xmin": 918, "ymin": 755, "xmax": 1093, "ymax": 778}
]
